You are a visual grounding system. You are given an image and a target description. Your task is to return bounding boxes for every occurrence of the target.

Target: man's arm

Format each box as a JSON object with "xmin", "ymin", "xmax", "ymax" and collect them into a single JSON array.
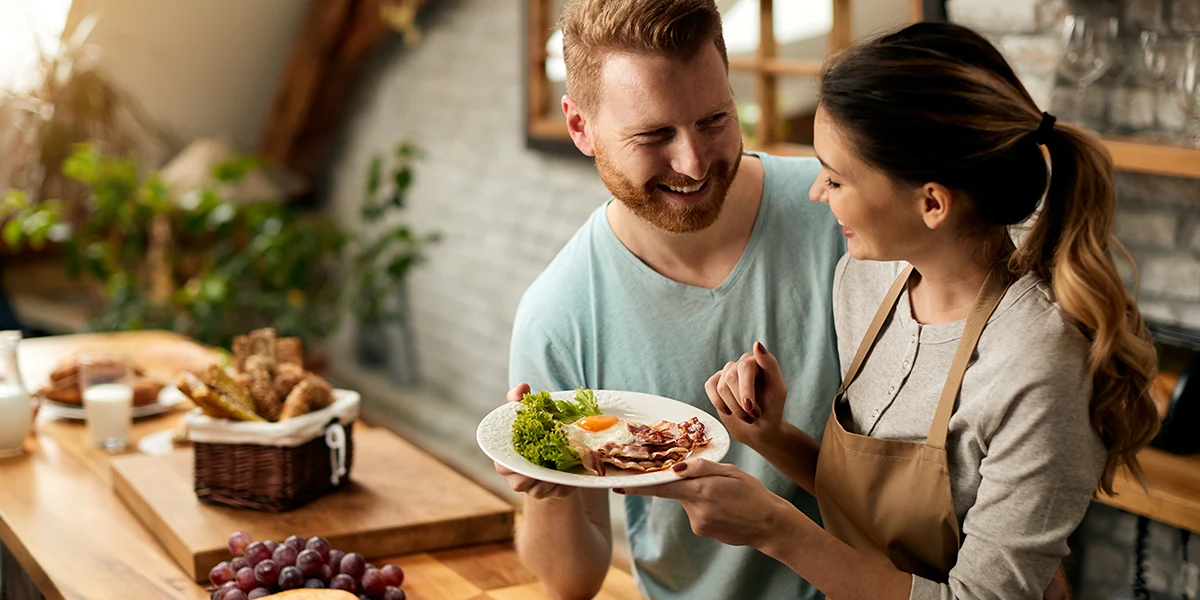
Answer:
[
  {"xmin": 506, "ymin": 309, "xmax": 615, "ymax": 599},
  {"xmin": 516, "ymin": 485, "xmax": 613, "ymax": 600}
]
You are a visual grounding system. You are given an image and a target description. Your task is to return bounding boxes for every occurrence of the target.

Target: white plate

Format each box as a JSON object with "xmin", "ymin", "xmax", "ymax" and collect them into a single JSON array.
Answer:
[
  {"xmin": 39, "ymin": 385, "xmax": 187, "ymax": 421},
  {"xmin": 477, "ymin": 389, "xmax": 730, "ymax": 489}
]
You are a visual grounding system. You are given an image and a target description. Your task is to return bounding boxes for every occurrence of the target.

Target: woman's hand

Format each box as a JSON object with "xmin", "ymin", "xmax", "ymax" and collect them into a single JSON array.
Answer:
[
  {"xmin": 705, "ymin": 341, "xmax": 787, "ymax": 450},
  {"xmin": 617, "ymin": 459, "xmax": 797, "ymax": 548}
]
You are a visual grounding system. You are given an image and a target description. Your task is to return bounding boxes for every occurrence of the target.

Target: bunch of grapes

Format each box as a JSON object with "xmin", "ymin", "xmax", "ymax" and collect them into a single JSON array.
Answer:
[{"xmin": 209, "ymin": 531, "xmax": 406, "ymax": 600}]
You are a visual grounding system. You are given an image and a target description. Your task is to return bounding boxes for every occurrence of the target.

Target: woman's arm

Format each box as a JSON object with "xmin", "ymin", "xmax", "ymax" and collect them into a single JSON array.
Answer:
[
  {"xmin": 704, "ymin": 343, "xmax": 822, "ymax": 493},
  {"xmin": 621, "ymin": 460, "xmax": 913, "ymax": 600},
  {"xmin": 750, "ymin": 422, "xmax": 822, "ymax": 494}
]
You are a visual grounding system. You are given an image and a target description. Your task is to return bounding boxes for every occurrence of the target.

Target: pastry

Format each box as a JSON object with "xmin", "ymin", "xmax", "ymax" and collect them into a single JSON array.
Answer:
[
  {"xmin": 279, "ymin": 375, "xmax": 335, "ymax": 420},
  {"xmin": 248, "ymin": 362, "xmax": 282, "ymax": 421},
  {"xmin": 277, "ymin": 337, "xmax": 303, "ymax": 367}
]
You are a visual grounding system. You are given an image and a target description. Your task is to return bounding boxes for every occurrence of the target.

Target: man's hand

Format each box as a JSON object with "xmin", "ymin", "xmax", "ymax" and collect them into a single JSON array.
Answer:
[{"xmin": 494, "ymin": 382, "xmax": 577, "ymax": 499}]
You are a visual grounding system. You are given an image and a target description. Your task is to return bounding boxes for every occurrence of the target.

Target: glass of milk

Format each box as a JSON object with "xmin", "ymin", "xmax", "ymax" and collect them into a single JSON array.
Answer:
[
  {"xmin": 78, "ymin": 354, "xmax": 134, "ymax": 453},
  {"xmin": 0, "ymin": 330, "xmax": 32, "ymax": 458}
]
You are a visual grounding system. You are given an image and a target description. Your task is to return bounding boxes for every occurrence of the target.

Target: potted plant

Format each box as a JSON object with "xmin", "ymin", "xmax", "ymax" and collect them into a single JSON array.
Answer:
[
  {"xmin": 1, "ymin": 144, "xmax": 347, "ymax": 367},
  {"xmin": 348, "ymin": 141, "xmax": 439, "ymax": 385}
]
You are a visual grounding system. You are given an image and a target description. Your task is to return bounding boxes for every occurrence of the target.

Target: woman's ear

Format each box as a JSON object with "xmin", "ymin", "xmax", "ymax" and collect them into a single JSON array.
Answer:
[{"xmin": 918, "ymin": 182, "xmax": 955, "ymax": 230}]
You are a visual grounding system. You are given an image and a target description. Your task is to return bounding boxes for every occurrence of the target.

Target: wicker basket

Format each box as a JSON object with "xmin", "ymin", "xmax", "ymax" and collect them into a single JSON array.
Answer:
[{"xmin": 187, "ymin": 390, "xmax": 359, "ymax": 513}]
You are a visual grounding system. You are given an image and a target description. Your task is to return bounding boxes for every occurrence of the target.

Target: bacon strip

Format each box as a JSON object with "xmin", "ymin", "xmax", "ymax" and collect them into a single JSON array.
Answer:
[
  {"xmin": 587, "ymin": 417, "xmax": 711, "ymax": 475},
  {"xmin": 571, "ymin": 440, "xmax": 608, "ymax": 476}
]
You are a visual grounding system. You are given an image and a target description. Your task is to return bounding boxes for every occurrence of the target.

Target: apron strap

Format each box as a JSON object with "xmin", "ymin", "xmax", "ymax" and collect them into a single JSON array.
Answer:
[
  {"xmin": 925, "ymin": 262, "xmax": 1015, "ymax": 450},
  {"xmin": 838, "ymin": 264, "xmax": 915, "ymax": 396}
]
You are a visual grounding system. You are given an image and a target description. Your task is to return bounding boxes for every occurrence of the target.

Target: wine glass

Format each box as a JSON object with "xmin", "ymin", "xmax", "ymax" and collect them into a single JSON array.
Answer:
[
  {"xmin": 1139, "ymin": 31, "xmax": 1183, "ymax": 139},
  {"xmin": 1176, "ymin": 36, "xmax": 1200, "ymax": 147},
  {"xmin": 1058, "ymin": 15, "xmax": 1119, "ymax": 129}
]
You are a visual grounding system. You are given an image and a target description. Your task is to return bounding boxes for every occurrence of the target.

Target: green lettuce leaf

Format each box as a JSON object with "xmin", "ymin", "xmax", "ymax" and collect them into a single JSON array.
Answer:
[{"xmin": 511, "ymin": 389, "xmax": 603, "ymax": 471}]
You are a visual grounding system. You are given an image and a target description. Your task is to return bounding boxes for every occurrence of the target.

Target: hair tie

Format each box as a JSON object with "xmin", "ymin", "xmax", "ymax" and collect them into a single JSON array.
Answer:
[{"xmin": 1033, "ymin": 111, "xmax": 1056, "ymax": 144}]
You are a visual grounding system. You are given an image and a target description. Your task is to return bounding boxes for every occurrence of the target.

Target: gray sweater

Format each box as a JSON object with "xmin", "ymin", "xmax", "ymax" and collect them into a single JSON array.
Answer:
[{"xmin": 832, "ymin": 255, "xmax": 1107, "ymax": 600}]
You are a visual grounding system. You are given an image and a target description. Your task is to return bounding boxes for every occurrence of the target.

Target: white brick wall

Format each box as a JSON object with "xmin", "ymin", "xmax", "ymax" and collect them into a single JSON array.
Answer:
[{"xmin": 322, "ymin": 0, "xmax": 608, "ymax": 469}]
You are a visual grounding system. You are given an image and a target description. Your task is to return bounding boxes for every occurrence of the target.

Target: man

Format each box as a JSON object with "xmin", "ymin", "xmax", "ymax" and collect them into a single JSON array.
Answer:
[{"xmin": 497, "ymin": 1, "xmax": 843, "ymax": 598}]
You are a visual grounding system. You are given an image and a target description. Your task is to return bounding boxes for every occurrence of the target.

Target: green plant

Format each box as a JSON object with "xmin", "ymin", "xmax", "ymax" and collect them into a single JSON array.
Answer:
[
  {"xmin": 1, "ymin": 144, "xmax": 346, "ymax": 351},
  {"xmin": 349, "ymin": 141, "xmax": 439, "ymax": 325}
]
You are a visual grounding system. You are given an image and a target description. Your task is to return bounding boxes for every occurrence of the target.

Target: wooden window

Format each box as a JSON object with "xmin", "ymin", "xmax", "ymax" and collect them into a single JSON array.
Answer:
[
  {"xmin": 523, "ymin": 0, "xmax": 924, "ymax": 156},
  {"xmin": 523, "ymin": 0, "xmax": 1200, "ymax": 179}
]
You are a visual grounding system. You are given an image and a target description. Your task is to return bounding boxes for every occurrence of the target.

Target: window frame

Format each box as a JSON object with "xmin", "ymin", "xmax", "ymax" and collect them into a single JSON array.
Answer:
[{"xmin": 521, "ymin": 0, "xmax": 930, "ymax": 156}]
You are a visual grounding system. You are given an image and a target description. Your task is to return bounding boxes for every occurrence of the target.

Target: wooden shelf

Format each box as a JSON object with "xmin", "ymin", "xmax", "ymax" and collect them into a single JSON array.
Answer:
[
  {"xmin": 728, "ymin": 57, "xmax": 823, "ymax": 77},
  {"xmin": 1097, "ymin": 447, "xmax": 1200, "ymax": 533},
  {"xmin": 526, "ymin": 117, "xmax": 1200, "ymax": 180},
  {"xmin": 1104, "ymin": 138, "xmax": 1200, "ymax": 179}
]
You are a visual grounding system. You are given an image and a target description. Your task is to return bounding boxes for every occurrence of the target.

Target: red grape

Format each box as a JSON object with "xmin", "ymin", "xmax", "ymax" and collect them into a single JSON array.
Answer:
[
  {"xmin": 328, "ymin": 549, "xmax": 346, "ymax": 573},
  {"xmin": 320, "ymin": 564, "xmax": 334, "ymax": 582},
  {"xmin": 243, "ymin": 542, "xmax": 271, "ymax": 567},
  {"xmin": 361, "ymin": 568, "xmax": 386, "ymax": 596},
  {"xmin": 254, "ymin": 559, "xmax": 280, "ymax": 586},
  {"xmin": 223, "ymin": 590, "xmax": 247, "ymax": 600},
  {"xmin": 227, "ymin": 531, "xmax": 252, "ymax": 557},
  {"xmin": 329, "ymin": 574, "xmax": 357, "ymax": 593},
  {"xmin": 246, "ymin": 589, "xmax": 271, "ymax": 600},
  {"xmin": 340, "ymin": 552, "xmax": 366, "ymax": 580},
  {"xmin": 263, "ymin": 540, "xmax": 279, "ymax": 554},
  {"xmin": 234, "ymin": 567, "xmax": 257, "ymax": 592},
  {"xmin": 305, "ymin": 536, "xmax": 331, "ymax": 562},
  {"xmin": 367, "ymin": 563, "xmax": 377, "ymax": 571},
  {"xmin": 383, "ymin": 586, "xmax": 407, "ymax": 600},
  {"xmin": 272, "ymin": 545, "xmax": 298, "ymax": 567},
  {"xmin": 230, "ymin": 557, "xmax": 250, "ymax": 572},
  {"xmin": 381, "ymin": 564, "xmax": 405, "ymax": 587},
  {"xmin": 278, "ymin": 565, "xmax": 304, "ymax": 590},
  {"xmin": 296, "ymin": 549, "xmax": 324, "ymax": 577},
  {"xmin": 285, "ymin": 535, "xmax": 307, "ymax": 553},
  {"xmin": 304, "ymin": 578, "xmax": 326, "ymax": 588},
  {"xmin": 209, "ymin": 561, "xmax": 234, "ymax": 586}
]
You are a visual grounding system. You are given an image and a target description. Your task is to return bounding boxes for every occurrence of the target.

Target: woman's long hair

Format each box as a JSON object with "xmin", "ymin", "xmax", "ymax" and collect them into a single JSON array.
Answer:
[{"xmin": 819, "ymin": 22, "xmax": 1160, "ymax": 494}]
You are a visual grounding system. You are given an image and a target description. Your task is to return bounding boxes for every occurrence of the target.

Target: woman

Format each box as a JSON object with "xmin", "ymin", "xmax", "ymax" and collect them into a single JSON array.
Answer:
[{"xmin": 620, "ymin": 21, "xmax": 1161, "ymax": 599}]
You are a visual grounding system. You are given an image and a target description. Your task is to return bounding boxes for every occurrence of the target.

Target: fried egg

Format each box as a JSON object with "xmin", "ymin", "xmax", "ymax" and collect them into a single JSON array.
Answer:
[{"xmin": 566, "ymin": 414, "xmax": 636, "ymax": 450}]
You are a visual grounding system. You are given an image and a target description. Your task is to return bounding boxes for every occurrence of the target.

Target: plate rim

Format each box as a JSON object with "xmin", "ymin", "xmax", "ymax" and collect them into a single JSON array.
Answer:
[
  {"xmin": 477, "ymin": 389, "xmax": 730, "ymax": 489},
  {"xmin": 38, "ymin": 384, "xmax": 185, "ymax": 420}
]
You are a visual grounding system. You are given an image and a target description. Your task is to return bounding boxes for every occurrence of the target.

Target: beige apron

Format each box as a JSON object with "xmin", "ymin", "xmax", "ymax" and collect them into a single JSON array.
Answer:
[{"xmin": 814, "ymin": 262, "xmax": 1013, "ymax": 583}]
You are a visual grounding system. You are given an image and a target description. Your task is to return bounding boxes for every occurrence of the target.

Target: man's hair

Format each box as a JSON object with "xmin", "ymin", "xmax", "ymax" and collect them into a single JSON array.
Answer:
[{"xmin": 559, "ymin": 0, "xmax": 728, "ymax": 115}]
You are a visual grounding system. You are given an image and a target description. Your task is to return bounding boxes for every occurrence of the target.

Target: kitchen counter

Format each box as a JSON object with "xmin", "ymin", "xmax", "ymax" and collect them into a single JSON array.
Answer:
[{"xmin": 0, "ymin": 331, "xmax": 639, "ymax": 600}]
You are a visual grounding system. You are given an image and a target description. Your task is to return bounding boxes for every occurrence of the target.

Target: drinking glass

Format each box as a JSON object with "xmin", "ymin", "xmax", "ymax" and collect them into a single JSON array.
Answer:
[
  {"xmin": 1175, "ymin": 36, "xmax": 1200, "ymax": 146},
  {"xmin": 1059, "ymin": 15, "xmax": 1119, "ymax": 129},
  {"xmin": 78, "ymin": 354, "xmax": 134, "ymax": 453},
  {"xmin": 1139, "ymin": 31, "xmax": 1183, "ymax": 139}
]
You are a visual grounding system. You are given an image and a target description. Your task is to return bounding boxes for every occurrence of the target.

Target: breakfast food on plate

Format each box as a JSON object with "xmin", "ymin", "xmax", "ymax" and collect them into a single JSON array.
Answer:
[
  {"xmin": 179, "ymin": 328, "xmax": 336, "ymax": 423},
  {"xmin": 210, "ymin": 531, "xmax": 406, "ymax": 600},
  {"xmin": 36, "ymin": 356, "xmax": 165, "ymax": 406},
  {"xmin": 512, "ymin": 388, "xmax": 711, "ymax": 476}
]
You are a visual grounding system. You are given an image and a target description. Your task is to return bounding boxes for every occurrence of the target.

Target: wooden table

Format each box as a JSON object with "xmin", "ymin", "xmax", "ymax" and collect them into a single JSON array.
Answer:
[{"xmin": 0, "ymin": 331, "xmax": 641, "ymax": 600}]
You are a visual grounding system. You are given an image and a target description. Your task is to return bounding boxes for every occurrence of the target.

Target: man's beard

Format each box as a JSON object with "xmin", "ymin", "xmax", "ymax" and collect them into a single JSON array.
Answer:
[{"xmin": 594, "ymin": 143, "xmax": 742, "ymax": 234}]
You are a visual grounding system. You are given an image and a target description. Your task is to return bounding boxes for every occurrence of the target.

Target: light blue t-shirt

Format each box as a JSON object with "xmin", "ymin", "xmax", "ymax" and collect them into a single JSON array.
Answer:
[{"xmin": 509, "ymin": 153, "xmax": 844, "ymax": 600}]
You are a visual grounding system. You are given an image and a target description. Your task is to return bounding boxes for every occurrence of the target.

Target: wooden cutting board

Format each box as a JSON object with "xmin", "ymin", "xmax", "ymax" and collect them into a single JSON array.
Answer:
[{"xmin": 111, "ymin": 426, "xmax": 514, "ymax": 583}]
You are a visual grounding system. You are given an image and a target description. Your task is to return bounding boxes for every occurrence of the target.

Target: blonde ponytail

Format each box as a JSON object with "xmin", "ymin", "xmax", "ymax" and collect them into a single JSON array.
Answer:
[{"xmin": 1014, "ymin": 123, "xmax": 1160, "ymax": 495}]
